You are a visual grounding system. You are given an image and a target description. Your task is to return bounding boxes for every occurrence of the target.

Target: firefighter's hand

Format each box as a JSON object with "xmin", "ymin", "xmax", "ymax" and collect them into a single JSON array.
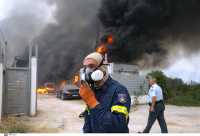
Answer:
[{"xmin": 79, "ymin": 83, "xmax": 99, "ymax": 108}]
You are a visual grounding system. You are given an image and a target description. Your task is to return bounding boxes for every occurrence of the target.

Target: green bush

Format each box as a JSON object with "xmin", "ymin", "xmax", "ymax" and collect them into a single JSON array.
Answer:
[
  {"xmin": 170, "ymin": 84, "xmax": 200, "ymax": 106},
  {"xmin": 171, "ymin": 95, "xmax": 200, "ymax": 106}
]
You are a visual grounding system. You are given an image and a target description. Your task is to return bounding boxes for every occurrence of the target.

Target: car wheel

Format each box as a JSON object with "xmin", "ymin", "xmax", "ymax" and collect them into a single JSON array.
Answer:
[
  {"xmin": 56, "ymin": 93, "xmax": 58, "ymax": 98},
  {"xmin": 61, "ymin": 93, "xmax": 65, "ymax": 100}
]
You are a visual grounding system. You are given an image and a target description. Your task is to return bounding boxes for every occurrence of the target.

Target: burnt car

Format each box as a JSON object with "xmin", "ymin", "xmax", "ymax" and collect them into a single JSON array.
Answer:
[
  {"xmin": 56, "ymin": 85, "xmax": 81, "ymax": 100},
  {"xmin": 43, "ymin": 83, "xmax": 56, "ymax": 94}
]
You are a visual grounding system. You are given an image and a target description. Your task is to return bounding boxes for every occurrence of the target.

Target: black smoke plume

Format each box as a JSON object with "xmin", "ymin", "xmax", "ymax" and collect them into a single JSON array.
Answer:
[
  {"xmin": 14, "ymin": 0, "xmax": 101, "ymax": 86},
  {"xmin": 33, "ymin": 0, "xmax": 100, "ymax": 86},
  {"xmin": 3, "ymin": 0, "xmax": 200, "ymax": 87},
  {"xmin": 97, "ymin": 0, "xmax": 200, "ymax": 69}
]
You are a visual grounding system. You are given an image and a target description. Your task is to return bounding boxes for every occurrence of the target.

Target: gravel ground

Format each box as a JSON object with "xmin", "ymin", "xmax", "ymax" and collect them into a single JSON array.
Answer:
[{"xmin": 17, "ymin": 94, "xmax": 200, "ymax": 133}]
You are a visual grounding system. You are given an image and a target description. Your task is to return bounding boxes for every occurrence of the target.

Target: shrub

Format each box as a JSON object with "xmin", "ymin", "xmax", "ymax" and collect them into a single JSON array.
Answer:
[{"xmin": 170, "ymin": 84, "xmax": 200, "ymax": 106}]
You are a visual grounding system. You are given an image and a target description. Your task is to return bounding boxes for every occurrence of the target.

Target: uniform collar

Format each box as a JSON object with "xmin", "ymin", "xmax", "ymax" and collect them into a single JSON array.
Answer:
[
  {"xmin": 99, "ymin": 75, "xmax": 112, "ymax": 92},
  {"xmin": 151, "ymin": 84, "xmax": 157, "ymax": 87}
]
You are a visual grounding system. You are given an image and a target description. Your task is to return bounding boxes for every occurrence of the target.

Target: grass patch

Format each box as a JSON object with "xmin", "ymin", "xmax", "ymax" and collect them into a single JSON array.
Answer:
[
  {"xmin": 0, "ymin": 114, "xmax": 30, "ymax": 133},
  {"xmin": 0, "ymin": 114, "xmax": 60, "ymax": 133},
  {"xmin": 164, "ymin": 84, "xmax": 200, "ymax": 107}
]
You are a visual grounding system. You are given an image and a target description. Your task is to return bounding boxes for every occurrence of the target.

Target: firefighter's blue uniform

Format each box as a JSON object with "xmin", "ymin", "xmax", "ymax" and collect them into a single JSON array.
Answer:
[{"xmin": 83, "ymin": 75, "xmax": 131, "ymax": 133}]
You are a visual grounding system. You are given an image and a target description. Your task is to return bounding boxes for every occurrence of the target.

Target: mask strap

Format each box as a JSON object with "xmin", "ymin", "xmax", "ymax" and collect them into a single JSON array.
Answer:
[{"xmin": 94, "ymin": 55, "xmax": 110, "ymax": 71}]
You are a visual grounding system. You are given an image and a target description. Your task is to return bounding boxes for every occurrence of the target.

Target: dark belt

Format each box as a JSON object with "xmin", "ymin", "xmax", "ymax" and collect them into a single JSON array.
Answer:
[{"xmin": 148, "ymin": 100, "xmax": 163, "ymax": 106}]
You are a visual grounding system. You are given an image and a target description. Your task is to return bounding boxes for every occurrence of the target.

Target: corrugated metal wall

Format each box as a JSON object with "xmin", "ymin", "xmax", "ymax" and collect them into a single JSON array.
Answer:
[
  {"xmin": 110, "ymin": 74, "xmax": 149, "ymax": 95},
  {"xmin": 3, "ymin": 68, "xmax": 30, "ymax": 113}
]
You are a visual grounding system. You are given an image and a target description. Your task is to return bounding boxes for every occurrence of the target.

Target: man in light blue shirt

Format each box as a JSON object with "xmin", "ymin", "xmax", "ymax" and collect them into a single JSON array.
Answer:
[{"xmin": 140, "ymin": 77, "xmax": 168, "ymax": 133}]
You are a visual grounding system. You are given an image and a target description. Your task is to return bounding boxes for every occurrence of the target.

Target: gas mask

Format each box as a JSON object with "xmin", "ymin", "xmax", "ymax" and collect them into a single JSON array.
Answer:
[
  {"xmin": 81, "ymin": 67, "xmax": 104, "ymax": 84},
  {"xmin": 81, "ymin": 55, "xmax": 109, "ymax": 85}
]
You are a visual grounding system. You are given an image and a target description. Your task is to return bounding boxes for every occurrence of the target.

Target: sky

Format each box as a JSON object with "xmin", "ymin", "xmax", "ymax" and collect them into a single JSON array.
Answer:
[
  {"xmin": 0, "ymin": 0, "xmax": 200, "ymax": 84},
  {"xmin": 140, "ymin": 48, "xmax": 200, "ymax": 83}
]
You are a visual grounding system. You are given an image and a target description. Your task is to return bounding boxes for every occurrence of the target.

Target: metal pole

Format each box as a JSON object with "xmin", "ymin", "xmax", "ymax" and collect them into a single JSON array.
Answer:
[
  {"xmin": 29, "ymin": 44, "xmax": 31, "ymax": 68},
  {"xmin": 105, "ymin": 53, "xmax": 107, "ymax": 64},
  {"xmin": 3, "ymin": 42, "xmax": 7, "ymax": 67},
  {"xmin": 105, "ymin": 53, "xmax": 108, "ymax": 73},
  {"xmin": 95, "ymin": 0, "xmax": 101, "ymax": 50},
  {"xmin": 35, "ymin": 44, "xmax": 38, "ymax": 58},
  {"xmin": 35, "ymin": 44, "xmax": 38, "ymax": 114},
  {"xmin": 28, "ymin": 44, "xmax": 32, "ymax": 115}
]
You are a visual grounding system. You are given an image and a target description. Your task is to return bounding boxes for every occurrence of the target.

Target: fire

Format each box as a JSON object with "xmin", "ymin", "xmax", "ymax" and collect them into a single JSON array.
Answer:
[
  {"xmin": 37, "ymin": 88, "xmax": 48, "ymax": 94},
  {"xmin": 60, "ymin": 81, "xmax": 66, "ymax": 88},
  {"xmin": 16, "ymin": 81, "xmax": 20, "ymax": 82},
  {"xmin": 45, "ymin": 87, "xmax": 54, "ymax": 90},
  {"xmin": 73, "ymin": 76, "xmax": 78, "ymax": 84},
  {"xmin": 96, "ymin": 36, "xmax": 113, "ymax": 53},
  {"xmin": 37, "ymin": 86, "xmax": 48, "ymax": 94},
  {"xmin": 97, "ymin": 45, "xmax": 107, "ymax": 53},
  {"xmin": 107, "ymin": 37, "xmax": 114, "ymax": 43}
]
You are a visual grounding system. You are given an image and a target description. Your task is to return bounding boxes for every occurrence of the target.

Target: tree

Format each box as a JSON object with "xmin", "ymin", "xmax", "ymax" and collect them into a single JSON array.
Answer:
[{"xmin": 167, "ymin": 77, "xmax": 184, "ymax": 86}]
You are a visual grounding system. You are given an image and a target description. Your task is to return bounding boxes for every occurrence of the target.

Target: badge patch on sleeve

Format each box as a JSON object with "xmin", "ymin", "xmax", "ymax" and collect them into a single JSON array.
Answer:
[
  {"xmin": 118, "ymin": 94, "xmax": 127, "ymax": 104},
  {"xmin": 151, "ymin": 89, "xmax": 154, "ymax": 92}
]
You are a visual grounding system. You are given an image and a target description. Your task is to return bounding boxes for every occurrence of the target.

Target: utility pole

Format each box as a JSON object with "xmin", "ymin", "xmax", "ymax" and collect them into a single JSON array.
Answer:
[
  {"xmin": 95, "ymin": 0, "xmax": 101, "ymax": 50},
  {"xmin": 95, "ymin": 21, "xmax": 99, "ymax": 50},
  {"xmin": 0, "ymin": 29, "xmax": 7, "ymax": 67}
]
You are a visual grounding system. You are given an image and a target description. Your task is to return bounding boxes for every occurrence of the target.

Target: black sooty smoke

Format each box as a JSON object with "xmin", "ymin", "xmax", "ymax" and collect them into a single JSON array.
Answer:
[
  {"xmin": 97, "ymin": 0, "xmax": 200, "ymax": 69},
  {"xmin": 7, "ymin": 0, "xmax": 200, "ymax": 87},
  {"xmin": 20, "ymin": 0, "xmax": 100, "ymax": 86}
]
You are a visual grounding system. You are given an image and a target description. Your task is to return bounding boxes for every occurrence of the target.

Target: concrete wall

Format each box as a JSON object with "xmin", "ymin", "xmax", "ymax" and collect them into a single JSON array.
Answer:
[{"xmin": 130, "ymin": 95, "xmax": 148, "ymax": 105}]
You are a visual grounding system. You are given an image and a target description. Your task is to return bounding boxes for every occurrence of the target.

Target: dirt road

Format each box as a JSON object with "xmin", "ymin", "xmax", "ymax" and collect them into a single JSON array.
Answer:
[{"xmin": 16, "ymin": 94, "xmax": 200, "ymax": 133}]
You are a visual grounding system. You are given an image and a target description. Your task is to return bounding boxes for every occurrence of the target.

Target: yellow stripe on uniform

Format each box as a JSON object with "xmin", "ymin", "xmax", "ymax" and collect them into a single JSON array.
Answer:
[
  {"xmin": 111, "ymin": 105, "xmax": 129, "ymax": 121},
  {"xmin": 85, "ymin": 105, "xmax": 90, "ymax": 115}
]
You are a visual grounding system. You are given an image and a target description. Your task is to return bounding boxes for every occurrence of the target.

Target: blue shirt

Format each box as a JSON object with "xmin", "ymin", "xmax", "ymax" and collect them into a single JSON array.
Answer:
[
  {"xmin": 83, "ymin": 75, "xmax": 131, "ymax": 133},
  {"xmin": 148, "ymin": 84, "xmax": 163, "ymax": 103}
]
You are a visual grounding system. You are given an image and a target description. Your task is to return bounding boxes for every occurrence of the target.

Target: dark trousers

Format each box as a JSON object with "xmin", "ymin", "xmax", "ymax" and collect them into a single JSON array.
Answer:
[{"xmin": 143, "ymin": 103, "xmax": 168, "ymax": 133}]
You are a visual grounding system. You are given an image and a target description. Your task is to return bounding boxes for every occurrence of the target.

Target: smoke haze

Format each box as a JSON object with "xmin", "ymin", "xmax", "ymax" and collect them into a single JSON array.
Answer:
[{"xmin": 1, "ymin": 0, "xmax": 200, "ymax": 86}]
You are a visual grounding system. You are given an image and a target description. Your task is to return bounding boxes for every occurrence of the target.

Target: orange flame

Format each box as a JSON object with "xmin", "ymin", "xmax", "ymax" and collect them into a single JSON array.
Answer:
[
  {"xmin": 16, "ymin": 81, "xmax": 20, "ymax": 82},
  {"xmin": 59, "ymin": 81, "xmax": 66, "ymax": 88},
  {"xmin": 37, "ymin": 88, "xmax": 48, "ymax": 94},
  {"xmin": 37, "ymin": 86, "xmax": 48, "ymax": 94},
  {"xmin": 97, "ymin": 45, "xmax": 107, "ymax": 53},
  {"xmin": 96, "ymin": 36, "xmax": 113, "ymax": 53},
  {"xmin": 107, "ymin": 37, "xmax": 114, "ymax": 43},
  {"xmin": 73, "ymin": 76, "xmax": 78, "ymax": 84},
  {"xmin": 45, "ymin": 87, "xmax": 54, "ymax": 90}
]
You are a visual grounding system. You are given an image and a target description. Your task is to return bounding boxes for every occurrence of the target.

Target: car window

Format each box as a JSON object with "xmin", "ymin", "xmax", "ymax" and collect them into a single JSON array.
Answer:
[
  {"xmin": 64, "ymin": 85, "xmax": 79, "ymax": 89},
  {"xmin": 46, "ymin": 84, "xmax": 55, "ymax": 88}
]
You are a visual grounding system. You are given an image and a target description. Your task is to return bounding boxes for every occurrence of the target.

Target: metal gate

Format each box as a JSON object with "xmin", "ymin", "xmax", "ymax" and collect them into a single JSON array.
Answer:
[
  {"xmin": 2, "ymin": 44, "xmax": 37, "ymax": 115},
  {"xmin": 3, "ymin": 67, "xmax": 30, "ymax": 114}
]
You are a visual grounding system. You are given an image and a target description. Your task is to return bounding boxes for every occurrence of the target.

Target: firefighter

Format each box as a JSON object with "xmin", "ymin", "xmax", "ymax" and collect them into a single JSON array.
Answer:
[{"xmin": 79, "ymin": 52, "xmax": 131, "ymax": 133}]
